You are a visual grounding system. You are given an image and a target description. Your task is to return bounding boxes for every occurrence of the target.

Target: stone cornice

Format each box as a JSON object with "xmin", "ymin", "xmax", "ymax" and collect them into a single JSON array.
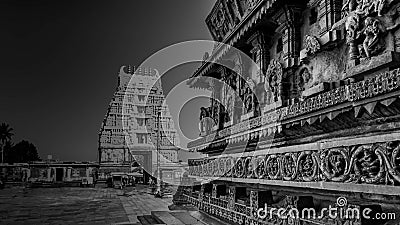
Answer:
[{"xmin": 191, "ymin": 0, "xmax": 278, "ymax": 81}]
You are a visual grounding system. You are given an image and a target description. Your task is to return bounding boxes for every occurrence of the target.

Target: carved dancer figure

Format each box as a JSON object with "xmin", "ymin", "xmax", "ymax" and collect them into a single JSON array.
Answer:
[
  {"xmin": 354, "ymin": 0, "xmax": 386, "ymax": 16},
  {"xmin": 358, "ymin": 149, "xmax": 380, "ymax": 177},
  {"xmin": 264, "ymin": 81, "xmax": 273, "ymax": 105},
  {"xmin": 371, "ymin": 0, "xmax": 386, "ymax": 16},
  {"xmin": 361, "ymin": 17, "xmax": 384, "ymax": 58},
  {"xmin": 265, "ymin": 59, "xmax": 282, "ymax": 103}
]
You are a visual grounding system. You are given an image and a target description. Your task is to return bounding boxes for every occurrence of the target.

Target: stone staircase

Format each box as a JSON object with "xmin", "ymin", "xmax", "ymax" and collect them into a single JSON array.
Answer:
[{"xmin": 133, "ymin": 210, "xmax": 230, "ymax": 225}]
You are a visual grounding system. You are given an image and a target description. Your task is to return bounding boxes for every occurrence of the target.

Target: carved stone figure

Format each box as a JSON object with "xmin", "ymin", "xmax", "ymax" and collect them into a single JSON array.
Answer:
[
  {"xmin": 199, "ymin": 107, "xmax": 209, "ymax": 133},
  {"xmin": 360, "ymin": 17, "xmax": 385, "ymax": 58},
  {"xmin": 226, "ymin": 0, "xmax": 241, "ymax": 25},
  {"xmin": 304, "ymin": 35, "xmax": 321, "ymax": 55},
  {"xmin": 266, "ymin": 155, "xmax": 280, "ymax": 180},
  {"xmin": 225, "ymin": 157, "xmax": 233, "ymax": 177},
  {"xmin": 298, "ymin": 67, "xmax": 312, "ymax": 93},
  {"xmin": 281, "ymin": 153, "xmax": 297, "ymax": 181},
  {"xmin": 235, "ymin": 158, "xmax": 245, "ymax": 178},
  {"xmin": 244, "ymin": 95, "xmax": 253, "ymax": 114},
  {"xmin": 255, "ymin": 156, "xmax": 266, "ymax": 178},
  {"xmin": 219, "ymin": 158, "xmax": 225, "ymax": 175},
  {"xmin": 243, "ymin": 77, "xmax": 256, "ymax": 114},
  {"xmin": 356, "ymin": 0, "xmax": 387, "ymax": 16},
  {"xmin": 246, "ymin": 0, "xmax": 259, "ymax": 12},
  {"xmin": 357, "ymin": 147, "xmax": 380, "ymax": 178},
  {"xmin": 225, "ymin": 94, "xmax": 233, "ymax": 122},
  {"xmin": 346, "ymin": 145, "xmax": 386, "ymax": 184},
  {"xmin": 245, "ymin": 157, "xmax": 255, "ymax": 178},
  {"xmin": 264, "ymin": 80, "xmax": 273, "ymax": 105},
  {"xmin": 318, "ymin": 148, "xmax": 349, "ymax": 182},
  {"xmin": 333, "ymin": 0, "xmax": 389, "ymax": 60},
  {"xmin": 265, "ymin": 59, "xmax": 283, "ymax": 104},
  {"xmin": 212, "ymin": 102, "xmax": 220, "ymax": 126},
  {"xmin": 342, "ymin": 0, "xmax": 386, "ymax": 17},
  {"xmin": 345, "ymin": 11, "xmax": 361, "ymax": 43},
  {"xmin": 298, "ymin": 152, "xmax": 317, "ymax": 181},
  {"xmin": 300, "ymin": 155, "xmax": 314, "ymax": 176}
]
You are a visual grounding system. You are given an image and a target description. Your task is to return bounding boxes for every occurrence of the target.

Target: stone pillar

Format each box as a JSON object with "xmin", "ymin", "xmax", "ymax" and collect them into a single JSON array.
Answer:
[
  {"xmin": 199, "ymin": 184, "xmax": 205, "ymax": 210},
  {"xmin": 86, "ymin": 167, "xmax": 90, "ymax": 178},
  {"xmin": 212, "ymin": 184, "xmax": 218, "ymax": 198},
  {"xmin": 227, "ymin": 186, "xmax": 236, "ymax": 210},
  {"xmin": 317, "ymin": 0, "xmax": 342, "ymax": 44},
  {"xmin": 47, "ymin": 168, "xmax": 52, "ymax": 182},
  {"xmin": 250, "ymin": 190, "xmax": 259, "ymax": 219},
  {"xmin": 67, "ymin": 168, "xmax": 71, "ymax": 181},
  {"xmin": 274, "ymin": 6, "xmax": 303, "ymax": 68},
  {"xmin": 247, "ymin": 31, "xmax": 269, "ymax": 82},
  {"xmin": 199, "ymin": 184, "xmax": 205, "ymax": 201}
]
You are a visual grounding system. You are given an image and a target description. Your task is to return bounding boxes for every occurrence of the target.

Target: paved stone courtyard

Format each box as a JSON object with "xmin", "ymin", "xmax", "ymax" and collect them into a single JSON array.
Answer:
[{"xmin": 0, "ymin": 186, "xmax": 172, "ymax": 224}]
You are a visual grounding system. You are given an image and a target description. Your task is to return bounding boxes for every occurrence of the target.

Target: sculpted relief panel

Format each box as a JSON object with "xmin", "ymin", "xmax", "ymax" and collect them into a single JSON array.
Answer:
[
  {"xmin": 189, "ymin": 141, "xmax": 400, "ymax": 186},
  {"xmin": 332, "ymin": 0, "xmax": 400, "ymax": 60},
  {"xmin": 264, "ymin": 59, "xmax": 283, "ymax": 106},
  {"xmin": 207, "ymin": 0, "xmax": 262, "ymax": 41}
]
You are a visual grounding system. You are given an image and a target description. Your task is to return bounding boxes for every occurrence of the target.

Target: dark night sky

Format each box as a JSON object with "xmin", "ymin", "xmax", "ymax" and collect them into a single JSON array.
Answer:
[{"xmin": 0, "ymin": 0, "xmax": 215, "ymax": 161}]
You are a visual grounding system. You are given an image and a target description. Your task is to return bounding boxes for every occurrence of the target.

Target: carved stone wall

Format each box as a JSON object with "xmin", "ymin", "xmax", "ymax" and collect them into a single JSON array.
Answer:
[{"xmin": 189, "ymin": 141, "xmax": 400, "ymax": 186}]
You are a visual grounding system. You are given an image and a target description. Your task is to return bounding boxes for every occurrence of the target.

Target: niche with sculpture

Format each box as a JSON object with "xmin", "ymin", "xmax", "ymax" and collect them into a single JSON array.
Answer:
[
  {"xmin": 297, "ymin": 67, "xmax": 313, "ymax": 96},
  {"xmin": 332, "ymin": 0, "xmax": 400, "ymax": 63},
  {"xmin": 199, "ymin": 107, "xmax": 213, "ymax": 136},
  {"xmin": 264, "ymin": 59, "xmax": 283, "ymax": 111}
]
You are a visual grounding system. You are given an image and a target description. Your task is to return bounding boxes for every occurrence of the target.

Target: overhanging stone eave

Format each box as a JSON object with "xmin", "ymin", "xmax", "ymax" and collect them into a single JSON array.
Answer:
[{"xmin": 191, "ymin": 0, "xmax": 277, "ymax": 80}]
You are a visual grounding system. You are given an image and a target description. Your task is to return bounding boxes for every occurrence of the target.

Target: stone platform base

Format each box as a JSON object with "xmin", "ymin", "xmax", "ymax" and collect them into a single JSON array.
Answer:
[{"xmin": 135, "ymin": 210, "xmax": 229, "ymax": 225}]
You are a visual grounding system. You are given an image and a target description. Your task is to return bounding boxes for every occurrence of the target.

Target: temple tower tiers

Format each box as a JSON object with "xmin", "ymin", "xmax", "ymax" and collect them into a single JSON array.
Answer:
[{"xmin": 98, "ymin": 65, "xmax": 180, "ymax": 177}]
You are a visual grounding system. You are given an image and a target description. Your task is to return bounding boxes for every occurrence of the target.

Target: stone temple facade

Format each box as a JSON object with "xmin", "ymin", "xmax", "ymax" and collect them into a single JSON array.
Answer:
[
  {"xmin": 178, "ymin": 0, "xmax": 400, "ymax": 224},
  {"xmin": 98, "ymin": 66, "xmax": 181, "ymax": 179}
]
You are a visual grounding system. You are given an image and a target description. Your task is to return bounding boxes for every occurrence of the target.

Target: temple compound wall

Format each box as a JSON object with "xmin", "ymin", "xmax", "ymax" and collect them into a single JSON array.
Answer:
[{"xmin": 181, "ymin": 0, "xmax": 400, "ymax": 224}]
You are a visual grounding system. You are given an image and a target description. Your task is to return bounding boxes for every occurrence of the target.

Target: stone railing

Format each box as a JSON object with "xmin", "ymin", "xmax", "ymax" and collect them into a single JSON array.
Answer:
[
  {"xmin": 182, "ymin": 193, "xmax": 362, "ymax": 225},
  {"xmin": 188, "ymin": 140, "xmax": 400, "ymax": 187},
  {"xmin": 182, "ymin": 194, "xmax": 252, "ymax": 225},
  {"xmin": 188, "ymin": 68, "xmax": 400, "ymax": 150}
]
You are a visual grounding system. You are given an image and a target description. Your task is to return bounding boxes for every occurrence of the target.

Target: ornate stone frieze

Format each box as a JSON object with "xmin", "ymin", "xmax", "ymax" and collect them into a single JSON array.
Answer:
[
  {"xmin": 189, "ymin": 141, "xmax": 400, "ymax": 186},
  {"xmin": 188, "ymin": 67, "xmax": 400, "ymax": 150}
]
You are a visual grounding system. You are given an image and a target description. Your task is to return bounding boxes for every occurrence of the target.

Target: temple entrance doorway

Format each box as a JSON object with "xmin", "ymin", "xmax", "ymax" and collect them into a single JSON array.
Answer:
[
  {"xmin": 55, "ymin": 168, "xmax": 63, "ymax": 182},
  {"xmin": 130, "ymin": 150, "xmax": 152, "ymax": 184}
]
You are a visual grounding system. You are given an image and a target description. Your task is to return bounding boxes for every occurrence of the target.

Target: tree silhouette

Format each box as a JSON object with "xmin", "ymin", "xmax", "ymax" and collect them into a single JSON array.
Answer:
[
  {"xmin": 3, "ymin": 141, "xmax": 14, "ymax": 163},
  {"xmin": 7, "ymin": 141, "xmax": 40, "ymax": 163},
  {"xmin": 0, "ymin": 123, "xmax": 14, "ymax": 163}
]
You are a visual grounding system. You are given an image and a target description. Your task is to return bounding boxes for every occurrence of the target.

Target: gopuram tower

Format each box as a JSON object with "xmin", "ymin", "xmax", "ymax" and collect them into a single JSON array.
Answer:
[{"xmin": 98, "ymin": 66, "xmax": 181, "ymax": 182}]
